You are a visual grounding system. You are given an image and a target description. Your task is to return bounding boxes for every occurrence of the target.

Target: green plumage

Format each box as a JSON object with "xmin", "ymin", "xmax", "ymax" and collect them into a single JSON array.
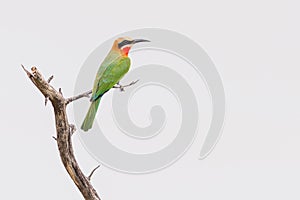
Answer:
[
  {"xmin": 81, "ymin": 98, "xmax": 101, "ymax": 131},
  {"xmin": 81, "ymin": 51, "xmax": 131, "ymax": 131}
]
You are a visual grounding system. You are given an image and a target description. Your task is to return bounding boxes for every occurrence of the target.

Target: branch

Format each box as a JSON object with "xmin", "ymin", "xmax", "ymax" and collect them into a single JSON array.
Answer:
[
  {"xmin": 88, "ymin": 165, "xmax": 101, "ymax": 181},
  {"xmin": 65, "ymin": 79, "xmax": 139, "ymax": 104},
  {"xmin": 66, "ymin": 90, "xmax": 92, "ymax": 105},
  {"xmin": 47, "ymin": 75, "xmax": 54, "ymax": 83},
  {"xmin": 22, "ymin": 65, "xmax": 101, "ymax": 200}
]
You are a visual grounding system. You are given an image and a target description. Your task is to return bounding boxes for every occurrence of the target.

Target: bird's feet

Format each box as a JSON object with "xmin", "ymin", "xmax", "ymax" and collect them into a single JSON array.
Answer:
[{"xmin": 113, "ymin": 80, "xmax": 139, "ymax": 92}]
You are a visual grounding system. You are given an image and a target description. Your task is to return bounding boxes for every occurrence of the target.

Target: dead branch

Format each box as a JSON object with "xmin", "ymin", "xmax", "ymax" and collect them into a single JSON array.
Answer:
[
  {"xmin": 66, "ymin": 90, "xmax": 92, "ymax": 105},
  {"xmin": 22, "ymin": 65, "xmax": 101, "ymax": 200}
]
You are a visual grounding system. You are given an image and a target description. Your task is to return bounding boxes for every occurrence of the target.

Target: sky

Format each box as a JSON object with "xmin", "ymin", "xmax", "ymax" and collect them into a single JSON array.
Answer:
[{"xmin": 1, "ymin": 0, "xmax": 300, "ymax": 199}]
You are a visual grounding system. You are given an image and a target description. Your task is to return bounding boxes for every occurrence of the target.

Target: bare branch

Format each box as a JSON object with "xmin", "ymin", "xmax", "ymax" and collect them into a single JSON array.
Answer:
[
  {"xmin": 65, "ymin": 79, "xmax": 138, "ymax": 105},
  {"xmin": 66, "ymin": 90, "xmax": 92, "ymax": 105},
  {"xmin": 22, "ymin": 65, "xmax": 101, "ymax": 200},
  {"xmin": 47, "ymin": 75, "xmax": 54, "ymax": 83},
  {"xmin": 88, "ymin": 165, "xmax": 101, "ymax": 181},
  {"xmin": 59, "ymin": 88, "xmax": 63, "ymax": 95},
  {"xmin": 113, "ymin": 79, "xmax": 139, "ymax": 92}
]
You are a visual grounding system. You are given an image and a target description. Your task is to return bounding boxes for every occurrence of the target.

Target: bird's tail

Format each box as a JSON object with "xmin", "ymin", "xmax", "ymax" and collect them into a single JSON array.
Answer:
[{"xmin": 81, "ymin": 98, "xmax": 101, "ymax": 132}]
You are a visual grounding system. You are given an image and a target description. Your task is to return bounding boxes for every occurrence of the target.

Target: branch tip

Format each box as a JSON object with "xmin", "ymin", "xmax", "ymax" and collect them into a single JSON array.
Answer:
[
  {"xmin": 47, "ymin": 75, "xmax": 54, "ymax": 83},
  {"xmin": 21, "ymin": 64, "xmax": 33, "ymax": 78}
]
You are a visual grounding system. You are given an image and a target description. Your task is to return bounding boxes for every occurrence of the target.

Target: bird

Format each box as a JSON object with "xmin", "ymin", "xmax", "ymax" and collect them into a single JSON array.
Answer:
[{"xmin": 81, "ymin": 37, "xmax": 150, "ymax": 131}]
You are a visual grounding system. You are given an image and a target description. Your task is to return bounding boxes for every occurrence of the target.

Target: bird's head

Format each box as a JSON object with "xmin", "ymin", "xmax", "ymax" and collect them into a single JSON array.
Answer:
[{"xmin": 113, "ymin": 37, "xmax": 150, "ymax": 56}]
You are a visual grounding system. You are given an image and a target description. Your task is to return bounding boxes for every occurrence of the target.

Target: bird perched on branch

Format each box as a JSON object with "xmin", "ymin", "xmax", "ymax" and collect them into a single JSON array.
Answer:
[{"xmin": 81, "ymin": 37, "xmax": 150, "ymax": 131}]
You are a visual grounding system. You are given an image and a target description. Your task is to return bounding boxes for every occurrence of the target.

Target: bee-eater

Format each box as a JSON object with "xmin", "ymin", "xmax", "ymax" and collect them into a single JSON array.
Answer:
[{"xmin": 81, "ymin": 37, "xmax": 150, "ymax": 131}]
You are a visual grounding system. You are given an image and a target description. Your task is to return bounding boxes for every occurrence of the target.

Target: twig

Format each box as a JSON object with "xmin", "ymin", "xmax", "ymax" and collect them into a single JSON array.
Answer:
[
  {"xmin": 66, "ymin": 90, "xmax": 92, "ymax": 105},
  {"xmin": 88, "ymin": 165, "xmax": 101, "ymax": 181},
  {"xmin": 22, "ymin": 65, "xmax": 101, "ymax": 200},
  {"xmin": 59, "ymin": 88, "xmax": 63, "ymax": 95},
  {"xmin": 65, "ymin": 79, "xmax": 138, "ymax": 105},
  {"xmin": 21, "ymin": 64, "xmax": 33, "ymax": 78},
  {"xmin": 113, "ymin": 79, "xmax": 139, "ymax": 92},
  {"xmin": 47, "ymin": 75, "xmax": 54, "ymax": 83}
]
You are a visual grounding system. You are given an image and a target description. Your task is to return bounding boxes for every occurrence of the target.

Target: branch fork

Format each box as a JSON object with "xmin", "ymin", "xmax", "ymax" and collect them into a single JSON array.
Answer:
[
  {"xmin": 22, "ymin": 65, "xmax": 101, "ymax": 200},
  {"xmin": 22, "ymin": 65, "xmax": 140, "ymax": 200}
]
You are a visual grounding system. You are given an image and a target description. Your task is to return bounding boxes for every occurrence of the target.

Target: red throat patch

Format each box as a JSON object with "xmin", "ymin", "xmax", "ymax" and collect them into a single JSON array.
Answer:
[{"xmin": 122, "ymin": 47, "xmax": 131, "ymax": 56}]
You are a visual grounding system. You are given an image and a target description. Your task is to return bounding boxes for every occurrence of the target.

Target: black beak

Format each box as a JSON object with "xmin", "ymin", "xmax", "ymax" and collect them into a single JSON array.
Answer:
[{"xmin": 132, "ymin": 39, "xmax": 150, "ymax": 44}]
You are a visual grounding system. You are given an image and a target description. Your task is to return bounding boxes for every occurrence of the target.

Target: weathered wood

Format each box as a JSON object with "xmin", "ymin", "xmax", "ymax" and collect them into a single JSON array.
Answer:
[
  {"xmin": 22, "ymin": 65, "xmax": 101, "ymax": 200},
  {"xmin": 65, "ymin": 90, "xmax": 92, "ymax": 105}
]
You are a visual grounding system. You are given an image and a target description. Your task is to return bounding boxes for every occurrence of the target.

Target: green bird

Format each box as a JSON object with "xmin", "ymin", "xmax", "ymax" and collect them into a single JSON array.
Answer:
[{"xmin": 81, "ymin": 37, "xmax": 150, "ymax": 131}]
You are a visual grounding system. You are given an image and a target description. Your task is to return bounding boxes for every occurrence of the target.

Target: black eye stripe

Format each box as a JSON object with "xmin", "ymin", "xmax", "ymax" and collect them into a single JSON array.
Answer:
[{"xmin": 118, "ymin": 40, "xmax": 132, "ymax": 48}]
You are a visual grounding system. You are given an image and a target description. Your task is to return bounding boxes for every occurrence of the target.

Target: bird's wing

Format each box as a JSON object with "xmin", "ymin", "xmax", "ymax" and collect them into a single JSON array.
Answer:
[
  {"xmin": 90, "ymin": 57, "xmax": 131, "ymax": 101},
  {"xmin": 94, "ymin": 51, "xmax": 121, "ymax": 81}
]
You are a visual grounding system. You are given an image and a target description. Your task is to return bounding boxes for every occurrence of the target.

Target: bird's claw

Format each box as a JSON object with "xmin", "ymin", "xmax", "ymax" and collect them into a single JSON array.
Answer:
[
  {"xmin": 120, "ymin": 86, "xmax": 125, "ymax": 92},
  {"xmin": 113, "ymin": 79, "xmax": 139, "ymax": 92}
]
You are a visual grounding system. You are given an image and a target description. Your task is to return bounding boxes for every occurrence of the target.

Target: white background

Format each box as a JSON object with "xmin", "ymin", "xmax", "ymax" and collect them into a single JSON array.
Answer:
[{"xmin": 1, "ymin": 0, "xmax": 300, "ymax": 199}]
